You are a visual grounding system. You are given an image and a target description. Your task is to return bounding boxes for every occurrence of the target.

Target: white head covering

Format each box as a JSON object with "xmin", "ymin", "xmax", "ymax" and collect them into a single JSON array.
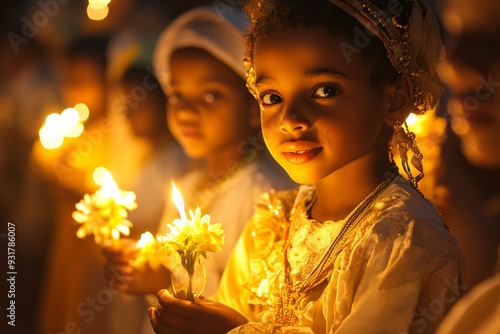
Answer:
[{"xmin": 153, "ymin": 6, "xmax": 249, "ymax": 93}]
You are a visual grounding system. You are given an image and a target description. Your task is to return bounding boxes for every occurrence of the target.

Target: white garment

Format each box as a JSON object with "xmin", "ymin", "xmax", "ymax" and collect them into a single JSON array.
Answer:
[
  {"xmin": 106, "ymin": 143, "xmax": 186, "ymax": 334},
  {"xmin": 436, "ymin": 270, "xmax": 500, "ymax": 334},
  {"xmin": 157, "ymin": 156, "xmax": 295, "ymax": 297},
  {"xmin": 140, "ymin": 155, "xmax": 295, "ymax": 334},
  {"xmin": 215, "ymin": 176, "xmax": 464, "ymax": 334}
]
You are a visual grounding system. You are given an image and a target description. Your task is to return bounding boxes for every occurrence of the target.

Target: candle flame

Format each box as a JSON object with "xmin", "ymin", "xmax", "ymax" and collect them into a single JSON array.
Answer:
[
  {"xmin": 171, "ymin": 182, "xmax": 187, "ymax": 221},
  {"xmin": 93, "ymin": 167, "xmax": 109, "ymax": 186},
  {"xmin": 137, "ymin": 231, "xmax": 155, "ymax": 249},
  {"xmin": 101, "ymin": 171, "xmax": 119, "ymax": 199}
]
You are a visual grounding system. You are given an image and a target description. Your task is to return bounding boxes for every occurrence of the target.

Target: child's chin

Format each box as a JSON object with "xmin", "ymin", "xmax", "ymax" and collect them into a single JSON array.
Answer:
[
  {"xmin": 286, "ymin": 171, "xmax": 316, "ymax": 185},
  {"xmin": 182, "ymin": 147, "xmax": 207, "ymax": 159}
]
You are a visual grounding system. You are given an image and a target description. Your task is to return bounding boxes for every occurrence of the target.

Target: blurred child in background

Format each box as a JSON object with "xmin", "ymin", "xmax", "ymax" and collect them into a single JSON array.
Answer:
[{"xmin": 436, "ymin": 0, "xmax": 500, "ymax": 332}]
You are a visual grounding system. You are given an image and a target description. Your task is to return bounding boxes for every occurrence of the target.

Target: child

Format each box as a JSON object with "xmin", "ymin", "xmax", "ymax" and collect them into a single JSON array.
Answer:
[
  {"xmin": 148, "ymin": 0, "xmax": 464, "ymax": 333},
  {"xmin": 102, "ymin": 5, "xmax": 294, "ymax": 308},
  {"xmin": 435, "ymin": 0, "xmax": 500, "ymax": 332},
  {"xmin": 436, "ymin": 0, "xmax": 500, "ymax": 290}
]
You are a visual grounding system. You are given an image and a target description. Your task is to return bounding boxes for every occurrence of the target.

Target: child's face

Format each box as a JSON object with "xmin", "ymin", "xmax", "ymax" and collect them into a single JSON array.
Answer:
[
  {"xmin": 253, "ymin": 26, "xmax": 394, "ymax": 184},
  {"xmin": 166, "ymin": 48, "xmax": 258, "ymax": 159}
]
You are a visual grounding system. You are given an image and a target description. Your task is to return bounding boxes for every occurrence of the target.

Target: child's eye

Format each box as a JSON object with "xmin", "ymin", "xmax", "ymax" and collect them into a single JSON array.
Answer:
[
  {"xmin": 313, "ymin": 86, "xmax": 339, "ymax": 98},
  {"xmin": 260, "ymin": 93, "xmax": 282, "ymax": 106},
  {"xmin": 204, "ymin": 92, "xmax": 219, "ymax": 103}
]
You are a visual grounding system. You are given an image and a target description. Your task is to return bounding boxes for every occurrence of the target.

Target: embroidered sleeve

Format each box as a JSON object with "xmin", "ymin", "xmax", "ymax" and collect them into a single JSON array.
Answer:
[{"xmin": 214, "ymin": 188, "xmax": 297, "ymax": 319}]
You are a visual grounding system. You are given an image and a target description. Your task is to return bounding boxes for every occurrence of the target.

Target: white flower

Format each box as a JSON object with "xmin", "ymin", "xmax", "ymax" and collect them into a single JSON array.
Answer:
[
  {"xmin": 72, "ymin": 188, "xmax": 137, "ymax": 245},
  {"xmin": 157, "ymin": 207, "xmax": 224, "ymax": 259}
]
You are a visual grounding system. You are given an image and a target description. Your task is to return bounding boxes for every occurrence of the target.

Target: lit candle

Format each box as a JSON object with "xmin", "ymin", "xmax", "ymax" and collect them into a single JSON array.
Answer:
[
  {"xmin": 171, "ymin": 181, "xmax": 187, "ymax": 221},
  {"xmin": 157, "ymin": 184, "xmax": 224, "ymax": 301},
  {"xmin": 72, "ymin": 168, "xmax": 137, "ymax": 246},
  {"xmin": 97, "ymin": 171, "xmax": 120, "ymax": 205},
  {"xmin": 137, "ymin": 231, "xmax": 156, "ymax": 249},
  {"xmin": 134, "ymin": 231, "xmax": 163, "ymax": 269}
]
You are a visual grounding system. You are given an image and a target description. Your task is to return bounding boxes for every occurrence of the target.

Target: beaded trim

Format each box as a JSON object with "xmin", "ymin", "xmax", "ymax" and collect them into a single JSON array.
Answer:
[
  {"xmin": 328, "ymin": 0, "xmax": 428, "ymax": 113},
  {"xmin": 244, "ymin": 0, "xmax": 435, "ymax": 114}
]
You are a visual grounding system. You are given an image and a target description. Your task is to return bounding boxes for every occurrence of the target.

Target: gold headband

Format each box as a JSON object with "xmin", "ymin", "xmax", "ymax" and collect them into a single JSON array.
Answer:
[{"xmin": 244, "ymin": 0, "xmax": 444, "ymax": 114}]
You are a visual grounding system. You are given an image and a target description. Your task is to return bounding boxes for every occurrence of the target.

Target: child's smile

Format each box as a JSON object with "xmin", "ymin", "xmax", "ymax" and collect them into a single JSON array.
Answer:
[{"xmin": 279, "ymin": 140, "xmax": 323, "ymax": 164}]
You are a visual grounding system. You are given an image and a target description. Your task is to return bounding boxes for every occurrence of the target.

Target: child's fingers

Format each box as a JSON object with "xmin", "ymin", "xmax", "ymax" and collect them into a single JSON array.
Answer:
[
  {"xmin": 101, "ymin": 245, "xmax": 125, "ymax": 257},
  {"xmin": 148, "ymin": 307, "xmax": 158, "ymax": 326},
  {"xmin": 103, "ymin": 265, "xmax": 134, "ymax": 290},
  {"xmin": 103, "ymin": 262, "xmax": 134, "ymax": 276},
  {"xmin": 103, "ymin": 275, "xmax": 131, "ymax": 291},
  {"xmin": 156, "ymin": 289, "xmax": 198, "ymax": 318},
  {"xmin": 101, "ymin": 239, "xmax": 139, "ymax": 259},
  {"xmin": 155, "ymin": 302, "xmax": 197, "ymax": 332},
  {"xmin": 102, "ymin": 248, "xmax": 136, "ymax": 263},
  {"xmin": 149, "ymin": 307, "xmax": 187, "ymax": 334}
]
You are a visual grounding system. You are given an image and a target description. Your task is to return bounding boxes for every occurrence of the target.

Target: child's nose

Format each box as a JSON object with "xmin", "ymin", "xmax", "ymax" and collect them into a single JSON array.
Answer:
[
  {"xmin": 279, "ymin": 102, "xmax": 310, "ymax": 133},
  {"xmin": 172, "ymin": 99, "xmax": 199, "ymax": 118}
]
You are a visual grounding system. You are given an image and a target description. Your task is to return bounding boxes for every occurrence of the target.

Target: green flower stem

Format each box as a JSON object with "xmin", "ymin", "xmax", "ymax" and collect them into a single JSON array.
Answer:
[{"xmin": 180, "ymin": 252, "xmax": 197, "ymax": 302}]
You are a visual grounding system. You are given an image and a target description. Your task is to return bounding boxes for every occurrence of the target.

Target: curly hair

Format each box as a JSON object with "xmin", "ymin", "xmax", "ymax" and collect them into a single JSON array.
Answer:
[{"xmin": 243, "ymin": 0, "xmax": 410, "ymax": 83}]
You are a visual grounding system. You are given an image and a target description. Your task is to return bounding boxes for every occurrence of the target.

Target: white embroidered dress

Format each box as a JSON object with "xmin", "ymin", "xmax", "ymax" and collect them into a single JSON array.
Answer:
[{"xmin": 215, "ymin": 176, "xmax": 464, "ymax": 334}]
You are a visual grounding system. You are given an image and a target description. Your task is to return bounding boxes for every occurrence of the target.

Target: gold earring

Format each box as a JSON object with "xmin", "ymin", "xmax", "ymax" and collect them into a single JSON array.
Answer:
[{"xmin": 393, "ymin": 120, "xmax": 424, "ymax": 188}]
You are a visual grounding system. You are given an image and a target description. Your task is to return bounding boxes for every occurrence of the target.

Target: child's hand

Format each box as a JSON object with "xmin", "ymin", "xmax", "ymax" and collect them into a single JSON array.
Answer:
[
  {"xmin": 148, "ymin": 289, "xmax": 248, "ymax": 334},
  {"xmin": 102, "ymin": 238, "xmax": 170, "ymax": 295}
]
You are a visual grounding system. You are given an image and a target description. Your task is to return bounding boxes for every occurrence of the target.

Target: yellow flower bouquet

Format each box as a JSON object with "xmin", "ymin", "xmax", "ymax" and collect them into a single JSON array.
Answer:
[
  {"xmin": 72, "ymin": 171, "xmax": 137, "ymax": 246},
  {"xmin": 158, "ymin": 206, "xmax": 224, "ymax": 302},
  {"xmin": 133, "ymin": 231, "xmax": 164, "ymax": 270}
]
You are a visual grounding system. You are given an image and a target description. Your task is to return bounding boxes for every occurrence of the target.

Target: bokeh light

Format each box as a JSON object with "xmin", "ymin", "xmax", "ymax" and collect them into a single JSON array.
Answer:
[
  {"xmin": 405, "ymin": 113, "xmax": 418, "ymax": 126},
  {"xmin": 39, "ymin": 104, "xmax": 87, "ymax": 149},
  {"xmin": 93, "ymin": 166, "xmax": 110, "ymax": 186},
  {"xmin": 74, "ymin": 103, "xmax": 90, "ymax": 122},
  {"xmin": 87, "ymin": 3, "xmax": 109, "ymax": 21}
]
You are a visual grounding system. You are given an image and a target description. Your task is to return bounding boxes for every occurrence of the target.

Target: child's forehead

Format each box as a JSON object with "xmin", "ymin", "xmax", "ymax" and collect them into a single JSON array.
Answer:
[
  {"xmin": 254, "ymin": 26, "xmax": 355, "ymax": 65},
  {"xmin": 168, "ymin": 48, "xmax": 245, "ymax": 89},
  {"xmin": 253, "ymin": 26, "xmax": 375, "ymax": 84},
  {"xmin": 170, "ymin": 48, "xmax": 238, "ymax": 77}
]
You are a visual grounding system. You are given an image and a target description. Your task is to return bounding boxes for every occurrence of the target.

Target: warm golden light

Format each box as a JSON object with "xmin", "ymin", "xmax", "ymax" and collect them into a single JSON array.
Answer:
[
  {"xmin": 451, "ymin": 117, "xmax": 470, "ymax": 135},
  {"xmin": 93, "ymin": 167, "xmax": 110, "ymax": 186},
  {"xmin": 87, "ymin": 3, "xmax": 109, "ymax": 21},
  {"xmin": 406, "ymin": 113, "xmax": 418, "ymax": 126},
  {"xmin": 171, "ymin": 182, "xmax": 187, "ymax": 221},
  {"xmin": 89, "ymin": 0, "xmax": 107, "ymax": 9},
  {"xmin": 442, "ymin": 11, "xmax": 463, "ymax": 34},
  {"xmin": 100, "ymin": 171, "xmax": 119, "ymax": 200},
  {"xmin": 94, "ymin": 0, "xmax": 111, "ymax": 6},
  {"xmin": 40, "ymin": 113, "xmax": 64, "ymax": 149},
  {"xmin": 39, "ymin": 125, "xmax": 64, "ymax": 149},
  {"xmin": 64, "ymin": 123, "xmax": 84, "ymax": 138},
  {"xmin": 73, "ymin": 167, "xmax": 137, "ymax": 245},
  {"xmin": 39, "ymin": 104, "xmax": 87, "ymax": 149},
  {"xmin": 60, "ymin": 108, "xmax": 83, "ymax": 137},
  {"xmin": 137, "ymin": 231, "xmax": 156, "ymax": 249},
  {"xmin": 45, "ymin": 113, "xmax": 62, "ymax": 128},
  {"xmin": 74, "ymin": 103, "xmax": 90, "ymax": 122},
  {"xmin": 61, "ymin": 107, "xmax": 79, "ymax": 125}
]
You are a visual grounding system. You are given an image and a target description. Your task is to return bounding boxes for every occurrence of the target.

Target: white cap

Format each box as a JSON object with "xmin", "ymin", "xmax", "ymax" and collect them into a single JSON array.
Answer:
[{"xmin": 153, "ymin": 6, "xmax": 249, "ymax": 93}]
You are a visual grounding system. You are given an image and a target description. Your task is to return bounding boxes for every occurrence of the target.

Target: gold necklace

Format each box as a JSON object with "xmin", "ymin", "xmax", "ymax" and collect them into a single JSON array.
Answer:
[{"xmin": 273, "ymin": 174, "xmax": 398, "ymax": 326}]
